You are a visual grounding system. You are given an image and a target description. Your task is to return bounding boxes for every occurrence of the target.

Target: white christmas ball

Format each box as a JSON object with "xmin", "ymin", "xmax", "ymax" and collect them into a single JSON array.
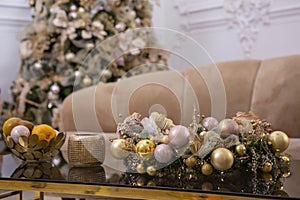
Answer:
[
  {"xmin": 217, "ymin": 119, "xmax": 239, "ymax": 138},
  {"xmin": 115, "ymin": 22, "xmax": 126, "ymax": 32},
  {"xmin": 201, "ymin": 117, "xmax": 218, "ymax": 131},
  {"xmin": 11, "ymin": 125, "xmax": 30, "ymax": 143},
  {"xmin": 110, "ymin": 139, "xmax": 129, "ymax": 159},
  {"xmin": 154, "ymin": 144, "xmax": 174, "ymax": 163},
  {"xmin": 74, "ymin": 70, "xmax": 82, "ymax": 78},
  {"xmin": 34, "ymin": 62, "xmax": 42, "ymax": 70},
  {"xmin": 50, "ymin": 84, "xmax": 60, "ymax": 94},
  {"xmin": 65, "ymin": 52, "xmax": 75, "ymax": 61},
  {"xmin": 168, "ymin": 125, "xmax": 190, "ymax": 148},
  {"xmin": 70, "ymin": 4, "xmax": 77, "ymax": 11},
  {"xmin": 101, "ymin": 69, "xmax": 112, "ymax": 80}
]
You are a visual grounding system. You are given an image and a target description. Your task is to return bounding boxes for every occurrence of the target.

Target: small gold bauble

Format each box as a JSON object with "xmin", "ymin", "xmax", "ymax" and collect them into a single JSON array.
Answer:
[
  {"xmin": 280, "ymin": 155, "xmax": 290, "ymax": 165},
  {"xmin": 235, "ymin": 144, "xmax": 246, "ymax": 156},
  {"xmin": 147, "ymin": 180, "xmax": 156, "ymax": 186},
  {"xmin": 262, "ymin": 173, "xmax": 273, "ymax": 182},
  {"xmin": 262, "ymin": 162, "xmax": 272, "ymax": 173},
  {"xmin": 136, "ymin": 177, "xmax": 145, "ymax": 186},
  {"xmin": 281, "ymin": 166, "xmax": 291, "ymax": 178},
  {"xmin": 269, "ymin": 131, "xmax": 290, "ymax": 153},
  {"xmin": 136, "ymin": 163, "xmax": 145, "ymax": 173},
  {"xmin": 201, "ymin": 163, "xmax": 213, "ymax": 175},
  {"xmin": 185, "ymin": 156, "xmax": 197, "ymax": 168},
  {"xmin": 161, "ymin": 135, "xmax": 169, "ymax": 144},
  {"xmin": 146, "ymin": 166, "xmax": 157, "ymax": 176},
  {"xmin": 210, "ymin": 148, "xmax": 234, "ymax": 171}
]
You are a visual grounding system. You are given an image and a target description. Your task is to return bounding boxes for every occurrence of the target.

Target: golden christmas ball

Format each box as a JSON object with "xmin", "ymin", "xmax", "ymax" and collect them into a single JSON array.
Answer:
[
  {"xmin": 281, "ymin": 166, "xmax": 291, "ymax": 178},
  {"xmin": 280, "ymin": 155, "xmax": 290, "ymax": 165},
  {"xmin": 136, "ymin": 139, "xmax": 155, "ymax": 160},
  {"xmin": 136, "ymin": 139, "xmax": 155, "ymax": 154},
  {"xmin": 210, "ymin": 148, "xmax": 234, "ymax": 171},
  {"xmin": 146, "ymin": 166, "xmax": 157, "ymax": 176},
  {"xmin": 161, "ymin": 135, "xmax": 169, "ymax": 144},
  {"xmin": 262, "ymin": 162, "xmax": 273, "ymax": 173},
  {"xmin": 2, "ymin": 117, "xmax": 34, "ymax": 136},
  {"xmin": 136, "ymin": 163, "xmax": 145, "ymax": 174},
  {"xmin": 147, "ymin": 180, "xmax": 156, "ymax": 186},
  {"xmin": 201, "ymin": 163, "xmax": 213, "ymax": 175},
  {"xmin": 269, "ymin": 131, "xmax": 289, "ymax": 153},
  {"xmin": 262, "ymin": 173, "xmax": 273, "ymax": 182},
  {"xmin": 136, "ymin": 177, "xmax": 145, "ymax": 186},
  {"xmin": 185, "ymin": 156, "xmax": 197, "ymax": 168},
  {"xmin": 235, "ymin": 144, "xmax": 246, "ymax": 156}
]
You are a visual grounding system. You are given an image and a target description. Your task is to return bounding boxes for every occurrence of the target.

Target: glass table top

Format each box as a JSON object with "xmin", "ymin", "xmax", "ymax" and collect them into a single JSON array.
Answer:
[{"xmin": 0, "ymin": 150, "xmax": 299, "ymax": 200}]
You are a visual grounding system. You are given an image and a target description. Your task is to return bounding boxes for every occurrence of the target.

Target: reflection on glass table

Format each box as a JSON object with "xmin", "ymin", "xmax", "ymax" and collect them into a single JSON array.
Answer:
[{"xmin": 0, "ymin": 151, "xmax": 299, "ymax": 200}]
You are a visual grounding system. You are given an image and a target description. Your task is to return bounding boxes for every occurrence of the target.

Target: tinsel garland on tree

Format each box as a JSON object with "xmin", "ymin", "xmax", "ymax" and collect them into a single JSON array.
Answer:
[{"xmin": 1, "ymin": 0, "xmax": 168, "ymax": 129}]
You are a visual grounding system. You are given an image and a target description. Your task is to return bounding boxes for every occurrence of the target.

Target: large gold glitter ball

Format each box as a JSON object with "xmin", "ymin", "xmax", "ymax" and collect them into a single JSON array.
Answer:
[
  {"xmin": 136, "ymin": 139, "xmax": 155, "ymax": 160},
  {"xmin": 269, "ymin": 131, "xmax": 290, "ymax": 153},
  {"xmin": 210, "ymin": 148, "xmax": 234, "ymax": 171}
]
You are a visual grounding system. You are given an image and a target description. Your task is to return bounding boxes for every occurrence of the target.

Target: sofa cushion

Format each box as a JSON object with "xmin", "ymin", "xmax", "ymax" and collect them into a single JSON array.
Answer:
[
  {"xmin": 251, "ymin": 55, "xmax": 300, "ymax": 138},
  {"xmin": 61, "ymin": 55, "xmax": 300, "ymax": 138}
]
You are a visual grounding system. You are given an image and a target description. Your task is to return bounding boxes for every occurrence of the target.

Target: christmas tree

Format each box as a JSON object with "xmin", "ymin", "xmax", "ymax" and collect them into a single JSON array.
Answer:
[{"xmin": 2, "ymin": 0, "xmax": 168, "ymax": 129}]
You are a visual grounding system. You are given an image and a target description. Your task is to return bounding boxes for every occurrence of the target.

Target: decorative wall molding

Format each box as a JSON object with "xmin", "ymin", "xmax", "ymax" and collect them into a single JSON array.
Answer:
[
  {"xmin": 224, "ymin": 0, "xmax": 273, "ymax": 58},
  {"xmin": 174, "ymin": 0, "xmax": 223, "ymax": 15},
  {"xmin": 0, "ymin": 0, "xmax": 31, "ymax": 29},
  {"xmin": 0, "ymin": 0, "xmax": 29, "ymax": 8},
  {"xmin": 174, "ymin": 0, "xmax": 300, "ymax": 58}
]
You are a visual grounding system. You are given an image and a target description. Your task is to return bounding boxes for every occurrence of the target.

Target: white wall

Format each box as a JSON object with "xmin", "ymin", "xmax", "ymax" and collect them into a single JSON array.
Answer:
[
  {"xmin": 0, "ymin": 0, "xmax": 31, "ymax": 102},
  {"xmin": 152, "ymin": 0, "xmax": 300, "ymax": 69}
]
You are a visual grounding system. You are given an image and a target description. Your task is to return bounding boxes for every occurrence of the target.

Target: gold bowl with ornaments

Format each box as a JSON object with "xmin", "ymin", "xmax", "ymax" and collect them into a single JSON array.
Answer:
[{"xmin": 2, "ymin": 117, "xmax": 65, "ymax": 162}]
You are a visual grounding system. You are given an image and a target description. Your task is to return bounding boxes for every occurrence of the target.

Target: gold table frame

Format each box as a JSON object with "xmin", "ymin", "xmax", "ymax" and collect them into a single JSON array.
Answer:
[{"xmin": 0, "ymin": 179, "xmax": 273, "ymax": 200}]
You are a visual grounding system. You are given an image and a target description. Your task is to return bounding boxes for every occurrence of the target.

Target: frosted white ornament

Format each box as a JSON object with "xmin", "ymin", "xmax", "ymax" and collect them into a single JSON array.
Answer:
[
  {"xmin": 11, "ymin": 125, "xmax": 30, "ymax": 143},
  {"xmin": 110, "ymin": 139, "xmax": 129, "ymax": 159},
  {"xmin": 154, "ymin": 144, "xmax": 174, "ymax": 163},
  {"xmin": 101, "ymin": 69, "xmax": 112, "ymax": 80},
  {"xmin": 201, "ymin": 117, "xmax": 218, "ymax": 131},
  {"xmin": 168, "ymin": 125, "xmax": 190, "ymax": 148},
  {"xmin": 217, "ymin": 119, "xmax": 239, "ymax": 138}
]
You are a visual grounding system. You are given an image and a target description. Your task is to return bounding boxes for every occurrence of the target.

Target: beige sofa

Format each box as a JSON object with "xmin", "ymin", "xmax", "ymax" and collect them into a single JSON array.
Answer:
[{"xmin": 60, "ymin": 55, "xmax": 300, "ymax": 159}]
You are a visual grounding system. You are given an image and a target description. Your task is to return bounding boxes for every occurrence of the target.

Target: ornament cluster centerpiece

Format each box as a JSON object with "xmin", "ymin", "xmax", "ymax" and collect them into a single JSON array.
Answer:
[
  {"xmin": 110, "ymin": 110, "xmax": 291, "ymax": 184},
  {"xmin": 2, "ymin": 117, "xmax": 65, "ymax": 162}
]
